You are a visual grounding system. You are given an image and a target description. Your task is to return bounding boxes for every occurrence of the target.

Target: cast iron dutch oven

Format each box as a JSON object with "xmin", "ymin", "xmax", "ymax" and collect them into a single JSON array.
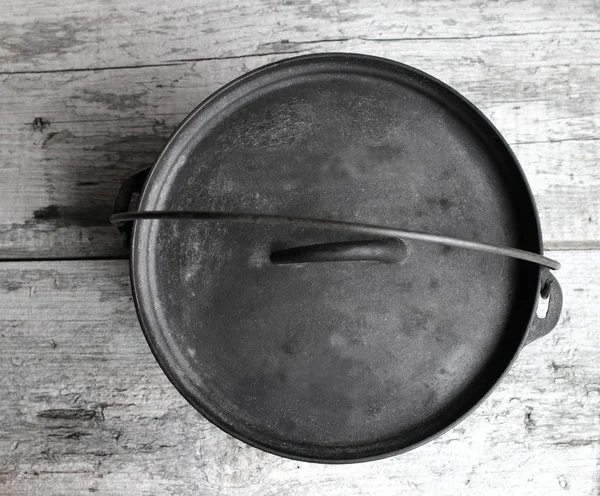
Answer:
[{"xmin": 111, "ymin": 53, "xmax": 562, "ymax": 463}]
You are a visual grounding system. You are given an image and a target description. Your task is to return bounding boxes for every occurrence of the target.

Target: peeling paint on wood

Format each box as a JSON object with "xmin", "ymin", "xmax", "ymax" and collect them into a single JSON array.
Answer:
[
  {"xmin": 37, "ymin": 409, "xmax": 98, "ymax": 420},
  {"xmin": 41, "ymin": 130, "xmax": 73, "ymax": 148}
]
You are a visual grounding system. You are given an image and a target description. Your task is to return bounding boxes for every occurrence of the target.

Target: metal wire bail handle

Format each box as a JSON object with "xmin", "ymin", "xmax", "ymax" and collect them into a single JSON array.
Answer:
[{"xmin": 110, "ymin": 210, "xmax": 560, "ymax": 270}]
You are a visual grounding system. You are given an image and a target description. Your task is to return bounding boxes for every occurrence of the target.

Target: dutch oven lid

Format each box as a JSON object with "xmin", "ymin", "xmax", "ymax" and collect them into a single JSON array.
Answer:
[{"xmin": 118, "ymin": 54, "xmax": 557, "ymax": 462}]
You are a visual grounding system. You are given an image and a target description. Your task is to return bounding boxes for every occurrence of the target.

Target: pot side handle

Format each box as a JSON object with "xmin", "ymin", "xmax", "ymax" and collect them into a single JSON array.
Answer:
[
  {"xmin": 113, "ymin": 167, "xmax": 151, "ymax": 248},
  {"xmin": 525, "ymin": 268, "xmax": 563, "ymax": 345}
]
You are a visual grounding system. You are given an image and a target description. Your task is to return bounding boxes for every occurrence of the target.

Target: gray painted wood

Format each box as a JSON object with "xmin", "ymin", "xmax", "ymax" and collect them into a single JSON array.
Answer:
[
  {"xmin": 0, "ymin": 251, "xmax": 597, "ymax": 495},
  {"xmin": 1, "ymin": 0, "xmax": 599, "ymax": 72}
]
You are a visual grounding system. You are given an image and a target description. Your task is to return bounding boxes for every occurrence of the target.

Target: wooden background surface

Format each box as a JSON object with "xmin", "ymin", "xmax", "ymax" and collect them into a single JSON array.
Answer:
[{"xmin": 1, "ymin": 0, "xmax": 599, "ymax": 494}]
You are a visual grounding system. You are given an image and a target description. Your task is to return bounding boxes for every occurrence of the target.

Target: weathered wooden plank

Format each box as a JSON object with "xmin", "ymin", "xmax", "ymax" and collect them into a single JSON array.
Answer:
[
  {"xmin": 1, "ymin": 31, "xmax": 598, "ymax": 257},
  {"xmin": 2, "ymin": 0, "xmax": 599, "ymax": 72},
  {"xmin": 0, "ymin": 251, "xmax": 598, "ymax": 495}
]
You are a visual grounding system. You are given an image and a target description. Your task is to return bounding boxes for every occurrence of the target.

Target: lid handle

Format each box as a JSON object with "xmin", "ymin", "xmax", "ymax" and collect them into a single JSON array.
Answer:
[{"xmin": 271, "ymin": 239, "xmax": 407, "ymax": 265}]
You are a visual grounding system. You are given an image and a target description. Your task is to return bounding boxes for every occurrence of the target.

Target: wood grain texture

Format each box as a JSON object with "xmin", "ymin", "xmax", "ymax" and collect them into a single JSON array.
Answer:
[
  {"xmin": 1, "ymin": 29, "xmax": 599, "ymax": 257},
  {"xmin": 0, "ymin": 251, "xmax": 598, "ymax": 495},
  {"xmin": 1, "ymin": 0, "xmax": 599, "ymax": 493},
  {"xmin": 2, "ymin": 0, "xmax": 599, "ymax": 72}
]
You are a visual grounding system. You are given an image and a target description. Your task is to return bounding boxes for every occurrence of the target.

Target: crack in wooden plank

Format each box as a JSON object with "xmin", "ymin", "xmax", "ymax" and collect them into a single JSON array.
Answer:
[
  {"xmin": 511, "ymin": 137, "xmax": 600, "ymax": 145},
  {"xmin": 358, "ymin": 28, "xmax": 600, "ymax": 42},
  {"xmin": 1, "ymin": 29, "xmax": 599, "ymax": 76},
  {"xmin": 0, "ymin": 61, "xmax": 187, "ymax": 76}
]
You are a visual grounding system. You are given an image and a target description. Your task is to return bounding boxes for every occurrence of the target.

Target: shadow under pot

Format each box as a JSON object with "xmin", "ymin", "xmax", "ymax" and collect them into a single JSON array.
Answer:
[{"xmin": 111, "ymin": 53, "xmax": 562, "ymax": 463}]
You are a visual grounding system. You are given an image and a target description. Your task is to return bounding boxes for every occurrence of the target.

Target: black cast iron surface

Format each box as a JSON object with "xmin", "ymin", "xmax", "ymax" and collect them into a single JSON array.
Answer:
[{"xmin": 123, "ymin": 53, "xmax": 558, "ymax": 462}]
